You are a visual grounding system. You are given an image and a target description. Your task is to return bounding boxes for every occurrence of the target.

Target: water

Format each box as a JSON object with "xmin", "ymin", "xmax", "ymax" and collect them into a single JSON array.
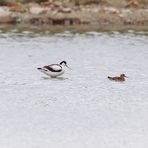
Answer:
[{"xmin": 0, "ymin": 31, "xmax": 148, "ymax": 148}]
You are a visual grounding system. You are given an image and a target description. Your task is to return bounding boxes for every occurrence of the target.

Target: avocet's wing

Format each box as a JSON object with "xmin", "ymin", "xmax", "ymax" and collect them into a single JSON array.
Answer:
[{"xmin": 44, "ymin": 64, "xmax": 62, "ymax": 72}]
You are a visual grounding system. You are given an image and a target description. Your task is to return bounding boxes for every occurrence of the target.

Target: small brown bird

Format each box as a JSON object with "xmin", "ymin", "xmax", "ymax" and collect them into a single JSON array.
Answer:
[{"xmin": 108, "ymin": 74, "xmax": 128, "ymax": 82}]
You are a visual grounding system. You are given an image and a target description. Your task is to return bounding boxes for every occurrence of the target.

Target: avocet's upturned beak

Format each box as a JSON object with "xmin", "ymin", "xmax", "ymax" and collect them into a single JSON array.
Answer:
[{"xmin": 66, "ymin": 64, "xmax": 71, "ymax": 70}]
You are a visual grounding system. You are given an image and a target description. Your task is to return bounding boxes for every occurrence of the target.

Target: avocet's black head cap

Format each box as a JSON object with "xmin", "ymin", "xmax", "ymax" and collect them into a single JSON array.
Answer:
[{"xmin": 60, "ymin": 61, "xmax": 67, "ymax": 65}]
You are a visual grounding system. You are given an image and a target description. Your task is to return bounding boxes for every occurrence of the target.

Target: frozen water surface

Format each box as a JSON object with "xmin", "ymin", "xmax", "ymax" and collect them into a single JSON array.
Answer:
[{"xmin": 0, "ymin": 31, "xmax": 148, "ymax": 148}]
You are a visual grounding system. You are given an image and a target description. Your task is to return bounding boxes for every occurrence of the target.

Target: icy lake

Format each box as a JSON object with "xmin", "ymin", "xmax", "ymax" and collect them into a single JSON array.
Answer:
[{"xmin": 0, "ymin": 31, "xmax": 148, "ymax": 148}]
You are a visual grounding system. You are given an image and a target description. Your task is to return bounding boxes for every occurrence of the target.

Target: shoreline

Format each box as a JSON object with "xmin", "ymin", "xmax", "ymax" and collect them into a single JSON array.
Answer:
[{"xmin": 1, "ymin": 24, "xmax": 148, "ymax": 33}]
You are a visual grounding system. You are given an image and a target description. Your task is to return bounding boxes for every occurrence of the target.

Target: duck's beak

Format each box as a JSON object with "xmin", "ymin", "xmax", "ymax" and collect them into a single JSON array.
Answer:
[
  {"xmin": 66, "ymin": 64, "xmax": 71, "ymax": 70},
  {"xmin": 125, "ymin": 76, "xmax": 128, "ymax": 78}
]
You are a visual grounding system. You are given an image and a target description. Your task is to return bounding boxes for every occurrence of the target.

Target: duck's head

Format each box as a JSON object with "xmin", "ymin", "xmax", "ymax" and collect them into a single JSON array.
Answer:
[
  {"xmin": 120, "ymin": 74, "xmax": 128, "ymax": 78},
  {"xmin": 60, "ymin": 61, "xmax": 71, "ymax": 69}
]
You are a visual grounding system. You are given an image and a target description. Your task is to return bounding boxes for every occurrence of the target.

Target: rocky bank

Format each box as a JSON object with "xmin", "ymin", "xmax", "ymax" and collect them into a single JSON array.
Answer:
[{"xmin": 0, "ymin": 0, "xmax": 148, "ymax": 31}]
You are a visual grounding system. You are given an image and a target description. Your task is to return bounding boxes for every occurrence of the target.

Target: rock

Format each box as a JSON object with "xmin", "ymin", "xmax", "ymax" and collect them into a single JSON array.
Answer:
[
  {"xmin": 0, "ymin": 7, "xmax": 14, "ymax": 23},
  {"xmin": 58, "ymin": 7, "xmax": 72, "ymax": 13},
  {"xmin": 9, "ymin": 4, "xmax": 26, "ymax": 13},
  {"xmin": 103, "ymin": 7, "xmax": 120, "ymax": 14},
  {"xmin": 53, "ymin": 1, "xmax": 63, "ymax": 8},
  {"xmin": 125, "ymin": 0, "xmax": 140, "ymax": 8},
  {"xmin": 0, "ymin": 2, "xmax": 26, "ymax": 13},
  {"xmin": 29, "ymin": 6, "xmax": 47, "ymax": 15},
  {"xmin": 40, "ymin": 1, "xmax": 52, "ymax": 7},
  {"xmin": 0, "ymin": 16, "xmax": 16, "ymax": 24},
  {"xmin": 0, "ymin": 7, "xmax": 10, "ymax": 17}
]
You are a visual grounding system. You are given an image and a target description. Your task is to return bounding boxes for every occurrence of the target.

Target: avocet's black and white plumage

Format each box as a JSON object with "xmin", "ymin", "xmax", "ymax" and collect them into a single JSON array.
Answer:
[{"xmin": 37, "ymin": 61, "xmax": 69, "ymax": 77}]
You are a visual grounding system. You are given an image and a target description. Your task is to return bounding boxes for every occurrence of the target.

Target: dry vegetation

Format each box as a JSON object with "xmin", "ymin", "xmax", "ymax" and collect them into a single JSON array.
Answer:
[{"xmin": 0, "ymin": 0, "xmax": 148, "ymax": 6}]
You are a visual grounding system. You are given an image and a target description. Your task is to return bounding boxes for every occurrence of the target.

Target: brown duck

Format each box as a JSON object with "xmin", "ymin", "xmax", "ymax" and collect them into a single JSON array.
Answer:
[{"xmin": 108, "ymin": 74, "xmax": 128, "ymax": 82}]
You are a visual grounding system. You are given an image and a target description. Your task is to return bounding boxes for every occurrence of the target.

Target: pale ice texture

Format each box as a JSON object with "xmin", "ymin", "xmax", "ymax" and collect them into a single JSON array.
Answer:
[{"xmin": 0, "ymin": 31, "xmax": 148, "ymax": 148}]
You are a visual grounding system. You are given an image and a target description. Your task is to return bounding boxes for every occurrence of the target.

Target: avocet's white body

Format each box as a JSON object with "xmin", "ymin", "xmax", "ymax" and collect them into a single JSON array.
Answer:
[{"xmin": 37, "ymin": 61, "xmax": 68, "ymax": 78}]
